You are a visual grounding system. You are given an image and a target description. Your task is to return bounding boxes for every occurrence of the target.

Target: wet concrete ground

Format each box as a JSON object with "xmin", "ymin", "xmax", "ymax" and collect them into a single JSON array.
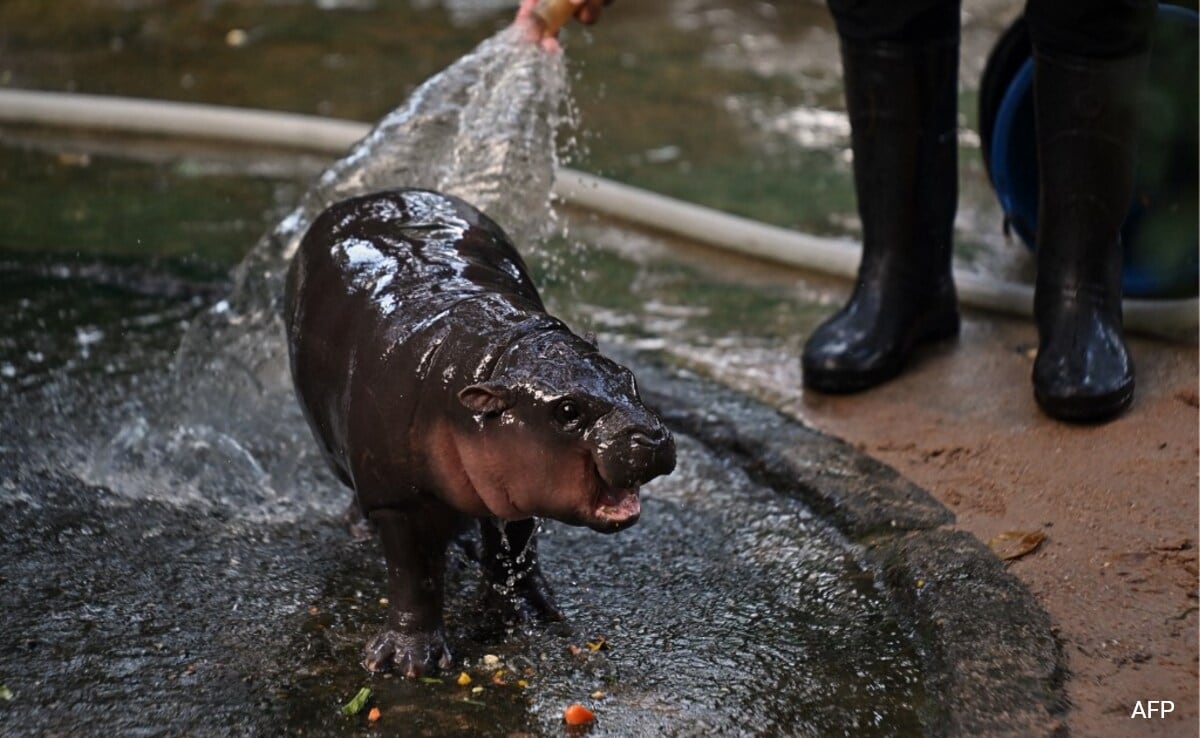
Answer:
[
  {"xmin": 0, "ymin": 321, "xmax": 1062, "ymax": 737},
  {"xmin": 0, "ymin": 1, "xmax": 1194, "ymax": 734}
]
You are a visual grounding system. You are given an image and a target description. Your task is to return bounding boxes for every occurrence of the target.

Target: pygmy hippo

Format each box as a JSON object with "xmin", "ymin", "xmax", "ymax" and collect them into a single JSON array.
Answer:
[{"xmin": 285, "ymin": 188, "xmax": 675, "ymax": 676}]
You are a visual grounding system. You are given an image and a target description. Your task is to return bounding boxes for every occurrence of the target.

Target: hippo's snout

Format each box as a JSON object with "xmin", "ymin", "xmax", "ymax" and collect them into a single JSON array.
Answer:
[{"xmin": 595, "ymin": 419, "xmax": 676, "ymax": 490}]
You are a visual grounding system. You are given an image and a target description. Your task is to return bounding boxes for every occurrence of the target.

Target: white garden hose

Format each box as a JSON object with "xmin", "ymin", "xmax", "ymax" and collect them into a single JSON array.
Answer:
[{"xmin": 0, "ymin": 89, "xmax": 1194, "ymax": 342}]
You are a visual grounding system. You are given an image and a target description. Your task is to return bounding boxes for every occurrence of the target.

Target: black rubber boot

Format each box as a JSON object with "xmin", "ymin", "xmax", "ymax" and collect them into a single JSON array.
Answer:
[
  {"xmin": 1031, "ymin": 50, "xmax": 1147, "ymax": 422},
  {"xmin": 802, "ymin": 37, "xmax": 961, "ymax": 393}
]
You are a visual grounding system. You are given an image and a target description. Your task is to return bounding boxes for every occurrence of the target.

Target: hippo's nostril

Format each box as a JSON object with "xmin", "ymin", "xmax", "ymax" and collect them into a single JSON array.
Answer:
[{"xmin": 631, "ymin": 427, "xmax": 669, "ymax": 448}]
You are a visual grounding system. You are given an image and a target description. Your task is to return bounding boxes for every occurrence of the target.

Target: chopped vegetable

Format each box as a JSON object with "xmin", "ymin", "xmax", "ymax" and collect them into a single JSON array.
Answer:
[
  {"xmin": 585, "ymin": 637, "xmax": 607, "ymax": 652},
  {"xmin": 367, "ymin": 707, "xmax": 381, "ymax": 723},
  {"xmin": 340, "ymin": 687, "xmax": 372, "ymax": 717},
  {"xmin": 482, "ymin": 654, "xmax": 500, "ymax": 667},
  {"xmin": 456, "ymin": 672, "xmax": 472, "ymax": 686},
  {"xmin": 567, "ymin": 645, "xmax": 582, "ymax": 656},
  {"xmin": 563, "ymin": 703, "xmax": 596, "ymax": 726},
  {"xmin": 517, "ymin": 680, "xmax": 529, "ymax": 688},
  {"xmin": 0, "ymin": 685, "xmax": 13, "ymax": 701},
  {"xmin": 590, "ymin": 690, "xmax": 606, "ymax": 700},
  {"xmin": 418, "ymin": 677, "xmax": 444, "ymax": 685}
]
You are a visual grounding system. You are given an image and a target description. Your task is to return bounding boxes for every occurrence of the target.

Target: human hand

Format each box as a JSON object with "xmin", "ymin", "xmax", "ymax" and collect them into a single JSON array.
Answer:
[{"xmin": 515, "ymin": 0, "xmax": 612, "ymax": 50}]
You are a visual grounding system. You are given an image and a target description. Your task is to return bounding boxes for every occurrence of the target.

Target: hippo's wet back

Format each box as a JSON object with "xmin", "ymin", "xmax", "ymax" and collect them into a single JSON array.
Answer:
[{"xmin": 284, "ymin": 188, "xmax": 675, "ymax": 676}]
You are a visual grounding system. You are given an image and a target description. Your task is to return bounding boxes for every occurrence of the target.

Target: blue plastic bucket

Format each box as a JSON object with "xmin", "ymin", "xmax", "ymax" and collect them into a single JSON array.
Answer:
[{"xmin": 983, "ymin": 5, "xmax": 1199, "ymax": 299}]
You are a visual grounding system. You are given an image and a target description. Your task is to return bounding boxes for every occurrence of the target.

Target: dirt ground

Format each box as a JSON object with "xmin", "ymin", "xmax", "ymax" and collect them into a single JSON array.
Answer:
[{"xmin": 793, "ymin": 311, "xmax": 1199, "ymax": 737}]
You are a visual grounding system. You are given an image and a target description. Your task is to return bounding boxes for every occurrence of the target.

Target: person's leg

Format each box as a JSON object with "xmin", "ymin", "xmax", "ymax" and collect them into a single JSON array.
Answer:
[
  {"xmin": 803, "ymin": 0, "xmax": 962, "ymax": 393},
  {"xmin": 1025, "ymin": 0, "xmax": 1155, "ymax": 421}
]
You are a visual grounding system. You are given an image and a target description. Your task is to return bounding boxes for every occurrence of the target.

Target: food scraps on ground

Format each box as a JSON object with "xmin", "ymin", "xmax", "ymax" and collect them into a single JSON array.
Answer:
[
  {"xmin": 456, "ymin": 672, "xmax": 472, "ymax": 686},
  {"xmin": 340, "ymin": 687, "xmax": 372, "ymax": 717},
  {"xmin": 563, "ymin": 703, "xmax": 596, "ymax": 726},
  {"xmin": 367, "ymin": 707, "xmax": 381, "ymax": 723},
  {"xmin": 585, "ymin": 637, "xmax": 608, "ymax": 651}
]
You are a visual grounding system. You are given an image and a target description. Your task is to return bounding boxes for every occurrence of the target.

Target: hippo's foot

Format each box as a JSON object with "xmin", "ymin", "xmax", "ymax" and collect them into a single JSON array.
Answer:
[
  {"xmin": 363, "ymin": 626, "xmax": 452, "ymax": 677},
  {"xmin": 343, "ymin": 500, "xmax": 374, "ymax": 541},
  {"xmin": 482, "ymin": 565, "xmax": 565, "ymax": 624}
]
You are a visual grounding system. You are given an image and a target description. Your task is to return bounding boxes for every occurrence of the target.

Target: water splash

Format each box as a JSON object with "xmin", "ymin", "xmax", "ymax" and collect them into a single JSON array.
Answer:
[{"xmin": 86, "ymin": 23, "xmax": 570, "ymax": 516}]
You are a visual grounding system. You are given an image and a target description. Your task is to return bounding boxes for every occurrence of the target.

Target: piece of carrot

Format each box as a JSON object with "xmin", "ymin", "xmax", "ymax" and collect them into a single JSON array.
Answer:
[
  {"xmin": 563, "ymin": 703, "xmax": 596, "ymax": 726},
  {"xmin": 367, "ymin": 707, "xmax": 381, "ymax": 722}
]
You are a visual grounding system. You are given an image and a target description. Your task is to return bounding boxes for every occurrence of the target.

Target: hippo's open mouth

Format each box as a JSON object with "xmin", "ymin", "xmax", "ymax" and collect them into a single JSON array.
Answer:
[{"xmin": 590, "ymin": 468, "xmax": 641, "ymax": 533}]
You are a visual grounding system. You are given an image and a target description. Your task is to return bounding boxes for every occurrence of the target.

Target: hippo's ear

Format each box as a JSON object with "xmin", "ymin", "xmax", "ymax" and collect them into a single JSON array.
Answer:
[
  {"xmin": 458, "ymin": 383, "xmax": 514, "ymax": 415},
  {"xmin": 583, "ymin": 331, "xmax": 598, "ymax": 349}
]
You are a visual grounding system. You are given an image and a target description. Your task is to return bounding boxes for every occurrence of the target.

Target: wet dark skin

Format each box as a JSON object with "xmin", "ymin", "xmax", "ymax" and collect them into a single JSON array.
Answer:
[{"xmin": 285, "ymin": 189, "xmax": 675, "ymax": 676}]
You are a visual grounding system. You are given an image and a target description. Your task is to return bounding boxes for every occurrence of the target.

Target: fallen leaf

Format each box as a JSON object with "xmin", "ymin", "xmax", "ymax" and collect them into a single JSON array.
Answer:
[{"xmin": 989, "ymin": 530, "xmax": 1047, "ymax": 561}]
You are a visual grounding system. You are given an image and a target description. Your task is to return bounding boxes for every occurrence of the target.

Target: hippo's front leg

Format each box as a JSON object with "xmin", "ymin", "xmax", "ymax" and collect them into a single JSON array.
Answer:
[
  {"xmin": 479, "ymin": 518, "xmax": 564, "ymax": 622},
  {"xmin": 363, "ymin": 508, "xmax": 453, "ymax": 677}
]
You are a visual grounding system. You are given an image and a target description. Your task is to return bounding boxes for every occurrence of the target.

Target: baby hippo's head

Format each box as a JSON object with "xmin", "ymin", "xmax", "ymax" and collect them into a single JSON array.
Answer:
[{"xmin": 456, "ymin": 334, "xmax": 675, "ymax": 532}]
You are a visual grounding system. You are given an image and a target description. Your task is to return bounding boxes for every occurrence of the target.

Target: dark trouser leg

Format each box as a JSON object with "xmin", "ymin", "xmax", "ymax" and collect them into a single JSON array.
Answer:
[
  {"xmin": 1026, "ymin": 0, "xmax": 1154, "ymax": 421},
  {"xmin": 802, "ymin": 0, "xmax": 961, "ymax": 393}
]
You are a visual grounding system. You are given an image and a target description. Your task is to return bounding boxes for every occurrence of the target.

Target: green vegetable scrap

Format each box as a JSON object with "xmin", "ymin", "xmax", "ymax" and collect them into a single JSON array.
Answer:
[
  {"xmin": 340, "ymin": 687, "xmax": 372, "ymax": 717},
  {"xmin": 0, "ymin": 685, "xmax": 13, "ymax": 701}
]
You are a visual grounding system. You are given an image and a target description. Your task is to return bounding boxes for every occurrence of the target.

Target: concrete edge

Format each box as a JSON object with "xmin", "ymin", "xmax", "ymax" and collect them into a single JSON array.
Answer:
[{"xmin": 623, "ymin": 351, "xmax": 1067, "ymax": 738}]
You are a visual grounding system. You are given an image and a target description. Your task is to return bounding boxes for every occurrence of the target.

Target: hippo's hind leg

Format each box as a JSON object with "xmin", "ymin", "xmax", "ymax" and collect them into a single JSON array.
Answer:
[
  {"xmin": 363, "ymin": 508, "xmax": 454, "ymax": 677},
  {"xmin": 479, "ymin": 518, "xmax": 564, "ymax": 623},
  {"xmin": 342, "ymin": 495, "xmax": 374, "ymax": 541},
  {"xmin": 327, "ymin": 460, "xmax": 373, "ymax": 541}
]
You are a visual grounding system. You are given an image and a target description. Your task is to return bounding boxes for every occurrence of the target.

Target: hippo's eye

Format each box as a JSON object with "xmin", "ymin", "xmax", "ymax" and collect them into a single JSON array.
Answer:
[{"xmin": 553, "ymin": 399, "xmax": 584, "ymax": 430}]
